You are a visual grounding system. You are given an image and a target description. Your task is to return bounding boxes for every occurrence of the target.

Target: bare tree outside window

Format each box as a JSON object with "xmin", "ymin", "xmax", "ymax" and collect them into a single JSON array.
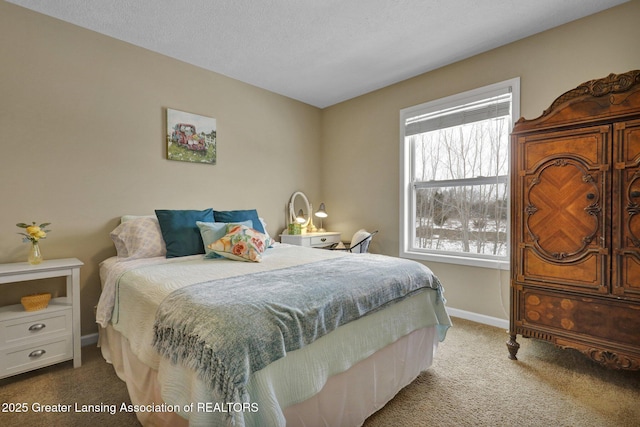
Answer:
[{"xmin": 404, "ymin": 92, "xmax": 512, "ymax": 260}]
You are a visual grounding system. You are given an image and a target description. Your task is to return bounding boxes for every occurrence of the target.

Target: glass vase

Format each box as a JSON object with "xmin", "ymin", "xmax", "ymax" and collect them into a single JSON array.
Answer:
[{"xmin": 28, "ymin": 242, "xmax": 43, "ymax": 265}]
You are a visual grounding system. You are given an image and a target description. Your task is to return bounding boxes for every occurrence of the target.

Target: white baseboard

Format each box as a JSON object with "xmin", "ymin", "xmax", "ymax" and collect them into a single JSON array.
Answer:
[
  {"xmin": 447, "ymin": 307, "xmax": 509, "ymax": 330},
  {"xmin": 81, "ymin": 332, "xmax": 99, "ymax": 347}
]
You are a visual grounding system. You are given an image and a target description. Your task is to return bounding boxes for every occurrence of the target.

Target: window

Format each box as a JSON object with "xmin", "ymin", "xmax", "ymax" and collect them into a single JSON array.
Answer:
[{"xmin": 400, "ymin": 78, "xmax": 519, "ymax": 269}]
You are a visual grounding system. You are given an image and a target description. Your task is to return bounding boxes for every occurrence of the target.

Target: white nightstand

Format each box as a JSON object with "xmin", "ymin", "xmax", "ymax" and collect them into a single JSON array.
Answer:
[
  {"xmin": 280, "ymin": 231, "xmax": 341, "ymax": 248},
  {"xmin": 0, "ymin": 258, "xmax": 83, "ymax": 379}
]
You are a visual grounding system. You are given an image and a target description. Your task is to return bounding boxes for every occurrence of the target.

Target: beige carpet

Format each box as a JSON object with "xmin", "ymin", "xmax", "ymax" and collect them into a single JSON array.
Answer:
[
  {"xmin": 365, "ymin": 318, "xmax": 640, "ymax": 427},
  {"xmin": 0, "ymin": 344, "xmax": 138, "ymax": 427},
  {"xmin": 2, "ymin": 318, "xmax": 639, "ymax": 426}
]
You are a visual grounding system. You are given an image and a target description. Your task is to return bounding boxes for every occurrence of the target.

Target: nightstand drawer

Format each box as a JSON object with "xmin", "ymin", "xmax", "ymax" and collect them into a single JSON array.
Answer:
[
  {"xmin": 0, "ymin": 303, "xmax": 72, "ymax": 346},
  {"xmin": 0, "ymin": 336, "xmax": 73, "ymax": 378},
  {"xmin": 280, "ymin": 232, "xmax": 341, "ymax": 248},
  {"xmin": 310, "ymin": 234, "xmax": 341, "ymax": 247}
]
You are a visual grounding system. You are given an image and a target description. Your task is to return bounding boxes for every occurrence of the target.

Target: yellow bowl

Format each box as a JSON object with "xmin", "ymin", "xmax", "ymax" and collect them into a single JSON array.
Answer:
[{"xmin": 21, "ymin": 293, "xmax": 52, "ymax": 311}]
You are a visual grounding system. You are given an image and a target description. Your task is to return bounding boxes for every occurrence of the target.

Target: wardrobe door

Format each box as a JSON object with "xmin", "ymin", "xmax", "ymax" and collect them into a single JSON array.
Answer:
[
  {"xmin": 613, "ymin": 120, "xmax": 640, "ymax": 300},
  {"xmin": 514, "ymin": 125, "xmax": 610, "ymax": 293}
]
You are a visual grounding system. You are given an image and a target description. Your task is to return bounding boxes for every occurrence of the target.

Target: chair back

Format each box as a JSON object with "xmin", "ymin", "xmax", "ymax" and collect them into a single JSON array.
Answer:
[{"xmin": 349, "ymin": 230, "xmax": 378, "ymax": 253}]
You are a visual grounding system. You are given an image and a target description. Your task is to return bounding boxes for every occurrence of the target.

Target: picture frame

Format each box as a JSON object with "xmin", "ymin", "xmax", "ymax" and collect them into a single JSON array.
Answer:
[{"xmin": 166, "ymin": 108, "xmax": 217, "ymax": 164}]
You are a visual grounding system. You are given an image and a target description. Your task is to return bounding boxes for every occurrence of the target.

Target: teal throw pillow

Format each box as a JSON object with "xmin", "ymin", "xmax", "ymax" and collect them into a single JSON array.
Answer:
[
  {"xmin": 213, "ymin": 209, "xmax": 264, "ymax": 233},
  {"xmin": 155, "ymin": 209, "xmax": 214, "ymax": 258}
]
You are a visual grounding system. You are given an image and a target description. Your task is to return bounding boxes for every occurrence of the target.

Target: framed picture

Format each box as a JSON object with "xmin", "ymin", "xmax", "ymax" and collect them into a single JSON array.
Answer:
[{"xmin": 166, "ymin": 108, "xmax": 217, "ymax": 164}]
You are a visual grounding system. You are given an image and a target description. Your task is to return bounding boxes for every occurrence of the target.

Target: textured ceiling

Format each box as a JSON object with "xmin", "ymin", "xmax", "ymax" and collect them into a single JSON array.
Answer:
[{"xmin": 7, "ymin": 0, "xmax": 629, "ymax": 108}]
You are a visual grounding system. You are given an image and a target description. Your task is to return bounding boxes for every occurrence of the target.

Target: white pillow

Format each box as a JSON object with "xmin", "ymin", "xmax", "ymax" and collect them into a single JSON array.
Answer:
[
  {"xmin": 110, "ymin": 216, "xmax": 166, "ymax": 259},
  {"xmin": 121, "ymin": 214, "xmax": 155, "ymax": 223}
]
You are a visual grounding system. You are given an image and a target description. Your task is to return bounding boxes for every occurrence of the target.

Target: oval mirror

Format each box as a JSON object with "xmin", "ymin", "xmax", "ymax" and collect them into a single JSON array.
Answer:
[{"xmin": 289, "ymin": 191, "xmax": 310, "ymax": 227}]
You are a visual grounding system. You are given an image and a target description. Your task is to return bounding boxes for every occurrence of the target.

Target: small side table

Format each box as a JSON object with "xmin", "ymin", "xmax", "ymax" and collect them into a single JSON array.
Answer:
[
  {"xmin": 0, "ymin": 258, "xmax": 83, "ymax": 379},
  {"xmin": 280, "ymin": 231, "xmax": 341, "ymax": 248}
]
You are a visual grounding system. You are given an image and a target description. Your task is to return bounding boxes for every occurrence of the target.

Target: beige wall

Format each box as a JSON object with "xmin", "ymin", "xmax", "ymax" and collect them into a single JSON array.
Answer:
[
  {"xmin": 0, "ymin": 2, "xmax": 322, "ymax": 335},
  {"xmin": 320, "ymin": 0, "xmax": 640, "ymax": 321}
]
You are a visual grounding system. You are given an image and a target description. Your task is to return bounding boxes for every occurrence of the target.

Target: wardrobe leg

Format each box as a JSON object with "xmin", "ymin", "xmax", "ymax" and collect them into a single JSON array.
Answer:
[{"xmin": 506, "ymin": 334, "xmax": 520, "ymax": 360}]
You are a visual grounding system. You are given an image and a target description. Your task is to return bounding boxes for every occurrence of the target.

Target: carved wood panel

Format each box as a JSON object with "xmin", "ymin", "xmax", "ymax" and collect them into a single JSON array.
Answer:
[
  {"xmin": 613, "ymin": 120, "xmax": 640, "ymax": 300},
  {"xmin": 526, "ymin": 159, "xmax": 601, "ymax": 260},
  {"xmin": 516, "ymin": 127, "xmax": 608, "ymax": 292},
  {"xmin": 520, "ymin": 288, "xmax": 640, "ymax": 347}
]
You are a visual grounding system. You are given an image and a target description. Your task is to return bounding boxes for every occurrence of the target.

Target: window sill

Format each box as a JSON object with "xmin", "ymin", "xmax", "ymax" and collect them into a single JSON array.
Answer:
[{"xmin": 400, "ymin": 250, "xmax": 510, "ymax": 271}]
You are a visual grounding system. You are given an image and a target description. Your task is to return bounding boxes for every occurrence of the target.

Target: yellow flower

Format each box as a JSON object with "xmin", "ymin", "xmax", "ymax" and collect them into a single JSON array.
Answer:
[
  {"xmin": 26, "ymin": 225, "xmax": 41, "ymax": 236},
  {"xmin": 17, "ymin": 221, "xmax": 51, "ymax": 244}
]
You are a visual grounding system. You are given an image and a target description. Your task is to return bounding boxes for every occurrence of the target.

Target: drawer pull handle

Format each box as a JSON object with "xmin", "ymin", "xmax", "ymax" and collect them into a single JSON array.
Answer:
[
  {"xmin": 29, "ymin": 323, "xmax": 46, "ymax": 332},
  {"xmin": 321, "ymin": 238, "xmax": 327, "ymax": 242},
  {"xmin": 29, "ymin": 349, "xmax": 46, "ymax": 358},
  {"xmin": 586, "ymin": 193, "xmax": 595, "ymax": 200},
  {"xmin": 631, "ymin": 191, "xmax": 640, "ymax": 198}
]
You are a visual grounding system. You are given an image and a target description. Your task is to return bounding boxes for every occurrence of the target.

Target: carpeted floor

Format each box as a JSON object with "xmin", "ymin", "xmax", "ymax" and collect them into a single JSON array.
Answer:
[
  {"xmin": 364, "ymin": 318, "xmax": 640, "ymax": 427},
  {"xmin": 2, "ymin": 318, "xmax": 639, "ymax": 426},
  {"xmin": 0, "ymin": 343, "xmax": 139, "ymax": 427}
]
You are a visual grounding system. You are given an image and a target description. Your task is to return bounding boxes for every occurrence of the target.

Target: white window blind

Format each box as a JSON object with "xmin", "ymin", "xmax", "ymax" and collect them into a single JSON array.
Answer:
[{"xmin": 405, "ymin": 90, "xmax": 512, "ymax": 136}]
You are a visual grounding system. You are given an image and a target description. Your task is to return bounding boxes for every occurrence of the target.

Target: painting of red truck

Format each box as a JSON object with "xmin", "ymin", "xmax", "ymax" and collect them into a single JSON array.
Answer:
[
  {"xmin": 172, "ymin": 123, "xmax": 206, "ymax": 151},
  {"xmin": 166, "ymin": 108, "xmax": 216, "ymax": 164}
]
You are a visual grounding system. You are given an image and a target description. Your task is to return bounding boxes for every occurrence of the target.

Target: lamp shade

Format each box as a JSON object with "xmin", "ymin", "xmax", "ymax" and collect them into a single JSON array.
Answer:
[{"xmin": 315, "ymin": 203, "xmax": 328, "ymax": 218}]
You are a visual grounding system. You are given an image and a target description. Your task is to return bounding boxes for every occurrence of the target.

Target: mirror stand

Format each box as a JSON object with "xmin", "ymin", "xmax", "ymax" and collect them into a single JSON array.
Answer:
[{"xmin": 287, "ymin": 191, "xmax": 317, "ymax": 233}]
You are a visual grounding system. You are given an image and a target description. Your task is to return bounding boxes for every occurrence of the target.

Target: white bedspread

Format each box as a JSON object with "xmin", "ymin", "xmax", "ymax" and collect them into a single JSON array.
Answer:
[{"xmin": 96, "ymin": 244, "xmax": 450, "ymax": 426}]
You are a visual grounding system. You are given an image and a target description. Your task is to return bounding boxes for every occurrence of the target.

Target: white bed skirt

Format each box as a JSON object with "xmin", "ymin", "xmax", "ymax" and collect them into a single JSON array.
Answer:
[{"xmin": 99, "ymin": 325, "xmax": 438, "ymax": 427}]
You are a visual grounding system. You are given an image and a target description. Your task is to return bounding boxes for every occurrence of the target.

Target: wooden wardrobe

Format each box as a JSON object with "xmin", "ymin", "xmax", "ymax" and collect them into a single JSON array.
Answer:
[{"xmin": 508, "ymin": 70, "xmax": 640, "ymax": 370}]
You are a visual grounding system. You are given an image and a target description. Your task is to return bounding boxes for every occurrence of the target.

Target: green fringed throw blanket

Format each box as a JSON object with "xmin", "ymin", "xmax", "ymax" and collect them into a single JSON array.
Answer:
[{"xmin": 152, "ymin": 253, "xmax": 444, "ymax": 408}]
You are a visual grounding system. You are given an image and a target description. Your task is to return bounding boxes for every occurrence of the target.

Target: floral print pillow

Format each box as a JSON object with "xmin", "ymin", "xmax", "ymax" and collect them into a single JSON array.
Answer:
[{"xmin": 208, "ymin": 224, "xmax": 273, "ymax": 262}]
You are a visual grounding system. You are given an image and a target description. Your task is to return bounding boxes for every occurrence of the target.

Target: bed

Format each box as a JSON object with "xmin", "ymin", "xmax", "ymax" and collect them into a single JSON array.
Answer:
[{"xmin": 95, "ymin": 212, "xmax": 451, "ymax": 426}]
